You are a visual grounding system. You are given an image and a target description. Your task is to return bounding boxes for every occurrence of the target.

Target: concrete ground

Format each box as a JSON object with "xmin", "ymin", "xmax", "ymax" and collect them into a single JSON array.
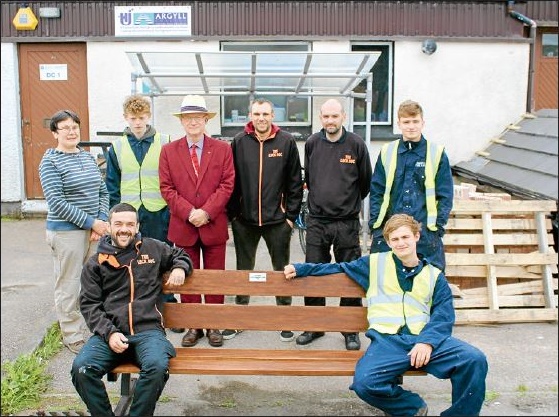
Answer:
[{"xmin": 1, "ymin": 218, "xmax": 558, "ymax": 416}]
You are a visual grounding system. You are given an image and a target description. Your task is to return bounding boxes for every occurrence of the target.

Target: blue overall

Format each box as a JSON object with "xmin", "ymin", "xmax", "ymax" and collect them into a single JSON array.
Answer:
[
  {"xmin": 293, "ymin": 253, "xmax": 488, "ymax": 416},
  {"xmin": 351, "ymin": 330, "xmax": 488, "ymax": 416}
]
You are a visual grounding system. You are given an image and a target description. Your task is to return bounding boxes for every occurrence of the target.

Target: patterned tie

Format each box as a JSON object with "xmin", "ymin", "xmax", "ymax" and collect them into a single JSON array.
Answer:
[{"xmin": 190, "ymin": 144, "xmax": 200, "ymax": 177}]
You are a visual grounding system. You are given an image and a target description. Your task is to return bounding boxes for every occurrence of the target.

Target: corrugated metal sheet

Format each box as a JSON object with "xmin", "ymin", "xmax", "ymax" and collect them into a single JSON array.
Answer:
[
  {"xmin": 2, "ymin": 1, "xmax": 557, "ymax": 41},
  {"xmin": 453, "ymin": 109, "xmax": 559, "ymax": 201}
]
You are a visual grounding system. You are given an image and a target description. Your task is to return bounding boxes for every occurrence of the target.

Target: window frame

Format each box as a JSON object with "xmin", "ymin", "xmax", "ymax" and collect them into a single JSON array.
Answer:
[
  {"xmin": 220, "ymin": 41, "xmax": 312, "ymax": 127},
  {"xmin": 351, "ymin": 42, "xmax": 394, "ymax": 127}
]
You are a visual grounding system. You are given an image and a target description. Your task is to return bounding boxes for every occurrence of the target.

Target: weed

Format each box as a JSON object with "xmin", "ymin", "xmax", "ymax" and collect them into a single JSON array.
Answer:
[
  {"xmin": 219, "ymin": 398, "xmax": 237, "ymax": 408},
  {"xmin": 1, "ymin": 322, "xmax": 63, "ymax": 415},
  {"xmin": 158, "ymin": 395, "xmax": 173, "ymax": 403},
  {"xmin": 516, "ymin": 384, "xmax": 529, "ymax": 394},
  {"xmin": 484, "ymin": 390, "xmax": 500, "ymax": 403}
]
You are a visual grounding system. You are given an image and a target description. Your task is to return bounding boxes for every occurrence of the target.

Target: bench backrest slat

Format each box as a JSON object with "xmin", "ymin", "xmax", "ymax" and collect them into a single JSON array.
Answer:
[
  {"xmin": 163, "ymin": 303, "xmax": 368, "ymax": 332},
  {"xmin": 163, "ymin": 270, "xmax": 365, "ymax": 298}
]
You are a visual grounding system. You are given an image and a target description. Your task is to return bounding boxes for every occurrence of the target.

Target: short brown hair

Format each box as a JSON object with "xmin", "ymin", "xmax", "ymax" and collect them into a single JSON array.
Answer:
[
  {"xmin": 398, "ymin": 100, "xmax": 423, "ymax": 119},
  {"xmin": 123, "ymin": 95, "xmax": 151, "ymax": 116},
  {"xmin": 249, "ymin": 98, "xmax": 274, "ymax": 113},
  {"xmin": 383, "ymin": 213, "xmax": 422, "ymax": 241}
]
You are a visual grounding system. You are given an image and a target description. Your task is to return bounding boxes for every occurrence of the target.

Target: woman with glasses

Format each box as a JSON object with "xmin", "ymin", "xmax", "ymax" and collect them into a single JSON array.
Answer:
[{"xmin": 39, "ymin": 109, "xmax": 109, "ymax": 354}]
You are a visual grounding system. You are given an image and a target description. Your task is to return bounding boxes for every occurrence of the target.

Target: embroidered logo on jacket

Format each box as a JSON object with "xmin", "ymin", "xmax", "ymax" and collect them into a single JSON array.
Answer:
[
  {"xmin": 340, "ymin": 154, "xmax": 356, "ymax": 164},
  {"xmin": 137, "ymin": 254, "xmax": 156, "ymax": 265},
  {"xmin": 268, "ymin": 149, "xmax": 283, "ymax": 158}
]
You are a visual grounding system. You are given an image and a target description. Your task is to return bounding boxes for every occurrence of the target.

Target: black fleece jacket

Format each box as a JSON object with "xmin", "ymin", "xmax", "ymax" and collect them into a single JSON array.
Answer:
[
  {"xmin": 227, "ymin": 122, "xmax": 303, "ymax": 225},
  {"xmin": 80, "ymin": 234, "xmax": 193, "ymax": 342}
]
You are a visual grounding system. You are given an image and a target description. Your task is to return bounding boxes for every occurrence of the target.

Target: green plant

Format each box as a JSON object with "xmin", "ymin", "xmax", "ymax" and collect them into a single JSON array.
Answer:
[
  {"xmin": 1, "ymin": 322, "xmax": 63, "ymax": 415},
  {"xmin": 516, "ymin": 384, "xmax": 529, "ymax": 393},
  {"xmin": 484, "ymin": 390, "xmax": 500, "ymax": 403},
  {"xmin": 158, "ymin": 395, "xmax": 173, "ymax": 403},
  {"xmin": 219, "ymin": 398, "xmax": 237, "ymax": 408}
]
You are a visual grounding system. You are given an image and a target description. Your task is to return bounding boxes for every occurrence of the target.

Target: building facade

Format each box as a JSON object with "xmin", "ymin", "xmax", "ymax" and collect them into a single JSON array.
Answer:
[{"xmin": 1, "ymin": 1, "xmax": 557, "ymax": 215}]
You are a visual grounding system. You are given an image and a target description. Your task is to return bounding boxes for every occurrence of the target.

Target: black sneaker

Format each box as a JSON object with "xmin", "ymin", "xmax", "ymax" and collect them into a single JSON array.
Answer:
[
  {"xmin": 344, "ymin": 333, "xmax": 361, "ymax": 350},
  {"xmin": 222, "ymin": 329, "xmax": 242, "ymax": 340},
  {"xmin": 169, "ymin": 327, "xmax": 185, "ymax": 333},
  {"xmin": 295, "ymin": 331, "xmax": 325, "ymax": 345},
  {"xmin": 280, "ymin": 331, "xmax": 295, "ymax": 342}
]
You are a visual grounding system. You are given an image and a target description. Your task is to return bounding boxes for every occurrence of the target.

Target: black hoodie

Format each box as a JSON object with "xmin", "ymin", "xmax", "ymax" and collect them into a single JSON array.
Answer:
[{"xmin": 80, "ymin": 234, "xmax": 193, "ymax": 342}]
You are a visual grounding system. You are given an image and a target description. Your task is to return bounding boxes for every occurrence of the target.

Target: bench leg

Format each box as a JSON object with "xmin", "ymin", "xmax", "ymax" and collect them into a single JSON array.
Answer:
[{"xmin": 113, "ymin": 373, "xmax": 137, "ymax": 417}]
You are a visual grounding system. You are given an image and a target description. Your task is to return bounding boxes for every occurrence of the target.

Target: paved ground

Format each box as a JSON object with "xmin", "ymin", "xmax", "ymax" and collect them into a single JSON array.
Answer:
[{"xmin": 1, "ymin": 218, "xmax": 558, "ymax": 416}]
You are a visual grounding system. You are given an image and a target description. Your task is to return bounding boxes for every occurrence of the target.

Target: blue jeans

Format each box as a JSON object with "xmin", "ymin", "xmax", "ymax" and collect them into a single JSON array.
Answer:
[{"xmin": 71, "ymin": 330, "xmax": 176, "ymax": 416}]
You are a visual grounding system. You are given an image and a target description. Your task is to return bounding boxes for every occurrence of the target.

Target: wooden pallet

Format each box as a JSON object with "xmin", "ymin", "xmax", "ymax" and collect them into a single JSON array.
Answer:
[{"xmin": 444, "ymin": 200, "xmax": 558, "ymax": 324}]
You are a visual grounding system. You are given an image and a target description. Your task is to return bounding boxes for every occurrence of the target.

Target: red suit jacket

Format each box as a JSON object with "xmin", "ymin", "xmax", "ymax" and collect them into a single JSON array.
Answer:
[{"xmin": 159, "ymin": 135, "xmax": 235, "ymax": 247}]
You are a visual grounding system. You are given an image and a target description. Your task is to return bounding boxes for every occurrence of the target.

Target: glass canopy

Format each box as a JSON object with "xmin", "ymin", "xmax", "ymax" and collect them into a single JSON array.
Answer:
[{"xmin": 126, "ymin": 51, "xmax": 380, "ymax": 97}]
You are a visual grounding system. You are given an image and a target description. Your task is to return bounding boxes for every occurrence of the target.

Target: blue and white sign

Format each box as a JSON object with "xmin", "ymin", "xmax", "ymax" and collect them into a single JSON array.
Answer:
[
  {"xmin": 39, "ymin": 64, "xmax": 68, "ymax": 81},
  {"xmin": 114, "ymin": 6, "xmax": 191, "ymax": 37}
]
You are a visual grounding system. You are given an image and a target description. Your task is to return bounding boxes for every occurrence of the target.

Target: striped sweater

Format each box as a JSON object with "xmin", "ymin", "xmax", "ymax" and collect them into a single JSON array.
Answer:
[{"xmin": 39, "ymin": 148, "xmax": 109, "ymax": 231}]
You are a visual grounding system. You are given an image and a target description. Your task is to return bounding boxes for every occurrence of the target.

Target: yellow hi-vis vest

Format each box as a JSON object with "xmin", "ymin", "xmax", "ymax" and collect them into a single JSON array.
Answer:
[
  {"xmin": 372, "ymin": 139, "xmax": 444, "ymax": 231},
  {"xmin": 114, "ymin": 133, "xmax": 170, "ymax": 212},
  {"xmin": 366, "ymin": 252, "xmax": 439, "ymax": 335}
]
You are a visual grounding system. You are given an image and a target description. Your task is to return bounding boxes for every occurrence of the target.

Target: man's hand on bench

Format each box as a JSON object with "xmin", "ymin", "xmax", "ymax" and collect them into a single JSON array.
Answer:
[
  {"xmin": 165, "ymin": 268, "xmax": 186, "ymax": 287},
  {"xmin": 284, "ymin": 264, "xmax": 296, "ymax": 280}
]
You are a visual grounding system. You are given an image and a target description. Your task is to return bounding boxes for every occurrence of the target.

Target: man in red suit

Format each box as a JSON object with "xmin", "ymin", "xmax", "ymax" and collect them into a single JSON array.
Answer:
[{"xmin": 159, "ymin": 95, "xmax": 235, "ymax": 348}]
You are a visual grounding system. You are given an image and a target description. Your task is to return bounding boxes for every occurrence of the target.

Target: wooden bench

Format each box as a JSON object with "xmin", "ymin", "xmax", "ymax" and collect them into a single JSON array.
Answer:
[{"xmin": 108, "ymin": 269, "xmax": 426, "ymax": 415}]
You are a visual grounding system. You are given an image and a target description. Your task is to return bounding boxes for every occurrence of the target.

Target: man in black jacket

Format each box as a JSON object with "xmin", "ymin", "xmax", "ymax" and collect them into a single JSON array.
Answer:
[
  {"xmin": 225, "ymin": 98, "xmax": 303, "ymax": 342},
  {"xmin": 296, "ymin": 98, "xmax": 372, "ymax": 350},
  {"xmin": 71, "ymin": 203, "xmax": 193, "ymax": 416}
]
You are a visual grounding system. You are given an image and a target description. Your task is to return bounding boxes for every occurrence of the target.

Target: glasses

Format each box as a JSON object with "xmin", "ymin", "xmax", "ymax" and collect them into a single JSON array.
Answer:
[
  {"xmin": 57, "ymin": 125, "xmax": 80, "ymax": 133},
  {"xmin": 181, "ymin": 116, "xmax": 206, "ymax": 123}
]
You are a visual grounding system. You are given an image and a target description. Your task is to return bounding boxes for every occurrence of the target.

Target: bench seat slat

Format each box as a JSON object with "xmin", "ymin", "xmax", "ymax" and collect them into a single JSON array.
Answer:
[{"xmin": 110, "ymin": 348, "xmax": 427, "ymax": 377}]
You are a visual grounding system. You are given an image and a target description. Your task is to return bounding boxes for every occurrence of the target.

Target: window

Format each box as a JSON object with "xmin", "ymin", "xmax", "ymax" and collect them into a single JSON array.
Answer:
[
  {"xmin": 351, "ymin": 43, "xmax": 393, "ymax": 139},
  {"xmin": 221, "ymin": 42, "xmax": 311, "ymax": 126},
  {"xmin": 542, "ymin": 33, "xmax": 558, "ymax": 58}
]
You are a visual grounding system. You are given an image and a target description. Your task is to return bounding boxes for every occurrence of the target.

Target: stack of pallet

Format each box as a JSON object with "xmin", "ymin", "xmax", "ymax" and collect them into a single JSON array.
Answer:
[{"xmin": 444, "ymin": 197, "xmax": 558, "ymax": 324}]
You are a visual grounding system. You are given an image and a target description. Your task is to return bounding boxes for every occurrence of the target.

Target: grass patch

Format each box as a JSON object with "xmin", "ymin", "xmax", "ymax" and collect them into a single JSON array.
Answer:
[
  {"xmin": 1, "ymin": 322, "xmax": 63, "ymax": 415},
  {"xmin": 158, "ymin": 394, "xmax": 172, "ymax": 403},
  {"xmin": 0, "ymin": 216, "xmax": 19, "ymax": 222},
  {"xmin": 516, "ymin": 384, "xmax": 529, "ymax": 394},
  {"xmin": 484, "ymin": 390, "xmax": 500, "ymax": 403},
  {"xmin": 219, "ymin": 398, "xmax": 237, "ymax": 408}
]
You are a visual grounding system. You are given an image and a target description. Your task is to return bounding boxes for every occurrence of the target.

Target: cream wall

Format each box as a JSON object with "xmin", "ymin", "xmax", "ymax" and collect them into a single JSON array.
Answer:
[
  {"xmin": 393, "ymin": 41, "xmax": 529, "ymax": 165},
  {"xmin": 87, "ymin": 40, "xmax": 222, "ymax": 146},
  {"xmin": 1, "ymin": 38, "xmax": 531, "ymax": 211},
  {"xmin": 1, "ymin": 43, "xmax": 23, "ymax": 203}
]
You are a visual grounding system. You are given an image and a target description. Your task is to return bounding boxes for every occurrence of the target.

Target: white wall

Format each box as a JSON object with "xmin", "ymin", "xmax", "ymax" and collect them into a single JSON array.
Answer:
[
  {"xmin": 1, "ymin": 43, "xmax": 24, "ymax": 202},
  {"xmin": 87, "ymin": 40, "xmax": 222, "ymax": 143},
  {"xmin": 0, "ymin": 38, "xmax": 531, "ymax": 208},
  {"xmin": 393, "ymin": 41, "xmax": 529, "ymax": 165}
]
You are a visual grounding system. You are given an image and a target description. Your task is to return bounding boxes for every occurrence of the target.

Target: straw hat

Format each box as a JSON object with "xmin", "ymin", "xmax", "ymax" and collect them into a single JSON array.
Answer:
[{"xmin": 172, "ymin": 95, "xmax": 216, "ymax": 119}]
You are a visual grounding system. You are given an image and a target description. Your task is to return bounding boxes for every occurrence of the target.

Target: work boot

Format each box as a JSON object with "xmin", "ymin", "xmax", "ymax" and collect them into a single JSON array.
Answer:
[
  {"xmin": 344, "ymin": 333, "xmax": 361, "ymax": 350},
  {"xmin": 295, "ymin": 331, "xmax": 325, "ymax": 345}
]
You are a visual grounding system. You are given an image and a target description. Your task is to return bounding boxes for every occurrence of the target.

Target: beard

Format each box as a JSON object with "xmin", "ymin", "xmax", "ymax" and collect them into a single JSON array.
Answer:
[
  {"xmin": 112, "ymin": 232, "xmax": 134, "ymax": 248},
  {"xmin": 325, "ymin": 125, "xmax": 341, "ymax": 135}
]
